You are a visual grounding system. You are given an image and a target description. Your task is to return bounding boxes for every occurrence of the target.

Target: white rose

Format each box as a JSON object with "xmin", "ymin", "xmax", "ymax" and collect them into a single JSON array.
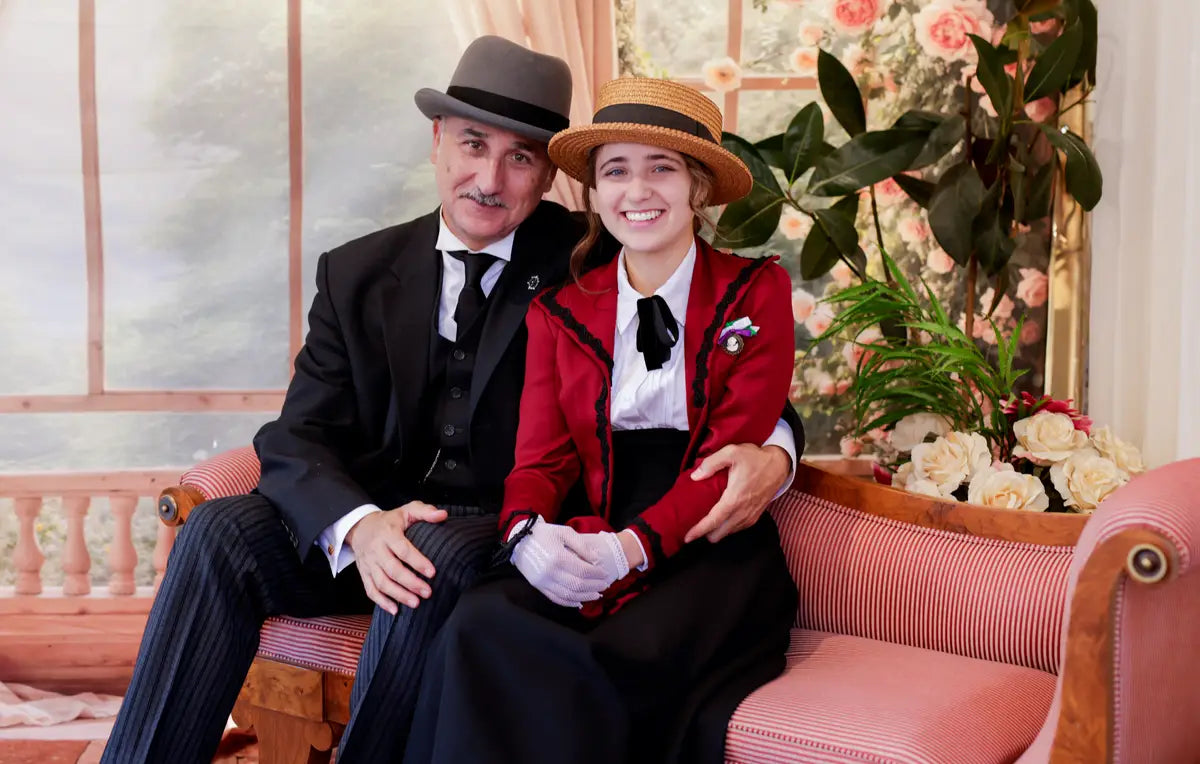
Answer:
[
  {"xmin": 910, "ymin": 436, "xmax": 971, "ymax": 494},
  {"xmin": 1091, "ymin": 426, "xmax": 1146, "ymax": 477},
  {"xmin": 893, "ymin": 461, "xmax": 915, "ymax": 489},
  {"xmin": 1050, "ymin": 451, "xmax": 1129, "ymax": 512},
  {"xmin": 891, "ymin": 412, "xmax": 953, "ymax": 452},
  {"xmin": 967, "ymin": 463, "xmax": 1049, "ymax": 511},
  {"xmin": 1012, "ymin": 411, "xmax": 1089, "ymax": 465},
  {"xmin": 943, "ymin": 431, "xmax": 992, "ymax": 480},
  {"xmin": 907, "ymin": 478, "xmax": 956, "ymax": 500}
]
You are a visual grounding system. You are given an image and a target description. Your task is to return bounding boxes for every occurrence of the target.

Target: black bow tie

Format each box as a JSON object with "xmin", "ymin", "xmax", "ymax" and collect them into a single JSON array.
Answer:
[{"xmin": 636, "ymin": 295, "xmax": 679, "ymax": 371}]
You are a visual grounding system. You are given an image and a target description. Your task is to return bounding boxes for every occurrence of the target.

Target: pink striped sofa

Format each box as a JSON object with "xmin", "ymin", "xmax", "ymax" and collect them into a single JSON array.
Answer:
[{"xmin": 157, "ymin": 451, "xmax": 1200, "ymax": 763}]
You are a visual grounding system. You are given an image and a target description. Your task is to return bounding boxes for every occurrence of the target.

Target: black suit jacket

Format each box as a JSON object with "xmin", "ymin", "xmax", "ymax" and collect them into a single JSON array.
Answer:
[
  {"xmin": 254, "ymin": 200, "xmax": 805, "ymax": 561},
  {"xmin": 255, "ymin": 201, "xmax": 586, "ymax": 558}
]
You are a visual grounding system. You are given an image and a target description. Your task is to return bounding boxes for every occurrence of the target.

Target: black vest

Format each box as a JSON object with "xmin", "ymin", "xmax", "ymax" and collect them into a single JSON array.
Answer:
[{"xmin": 417, "ymin": 292, "xmax": 491, "ymax": 506}]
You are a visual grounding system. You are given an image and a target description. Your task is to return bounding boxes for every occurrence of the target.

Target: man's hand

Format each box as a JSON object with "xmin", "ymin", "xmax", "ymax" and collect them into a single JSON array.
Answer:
[
  {"xmin": 684, "ymin": 444, "xmax": 791, "ymax": 543},
  {"xmin": 345, "ymin": 501, "xmax": 448, "ymax": 615}
]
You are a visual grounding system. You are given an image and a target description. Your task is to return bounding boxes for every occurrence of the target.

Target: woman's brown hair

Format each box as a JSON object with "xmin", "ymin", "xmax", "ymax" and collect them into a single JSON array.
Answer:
[{"xmin": 567, "ymin": 150, "xmax": 718, "ymax": 284}]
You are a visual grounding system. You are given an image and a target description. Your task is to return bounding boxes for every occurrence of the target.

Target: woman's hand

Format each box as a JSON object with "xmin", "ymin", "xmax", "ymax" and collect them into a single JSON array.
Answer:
[{"xmin": 511, "ymin": 518, "xmax": 609, "ymax": 607}]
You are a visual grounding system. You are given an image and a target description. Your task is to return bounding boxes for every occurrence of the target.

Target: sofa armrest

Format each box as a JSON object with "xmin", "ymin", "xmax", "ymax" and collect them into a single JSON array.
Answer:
[
  {"xmin": 1032, "ymin": 458, "xmax": 1200, "ymax": 762},
  {"xmin": 157, "ymin": 445, "xmax": 262, "ymax": 526}
]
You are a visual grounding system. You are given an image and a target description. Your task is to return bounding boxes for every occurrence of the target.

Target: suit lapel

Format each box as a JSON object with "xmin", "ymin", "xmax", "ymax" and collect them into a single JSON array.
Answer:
[
  {"xmin": 470, "ymin": 211, "xmax": 564, "ymax": 414},
  {"xmin": 382, "ymin": 212, "xmax": 441, "ymax": 443}
]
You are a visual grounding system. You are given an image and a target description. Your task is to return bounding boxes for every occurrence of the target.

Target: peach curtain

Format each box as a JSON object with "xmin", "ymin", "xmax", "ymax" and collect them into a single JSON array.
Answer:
[{"xmin": 442, "ymin": 0, "xmax": 617, "ymax": 210}]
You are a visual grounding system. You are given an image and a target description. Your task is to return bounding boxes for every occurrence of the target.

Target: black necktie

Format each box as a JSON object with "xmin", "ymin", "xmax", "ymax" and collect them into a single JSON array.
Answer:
[
  {"xmin": 448, "ymin": 250, "xmax": 498, "ymax": 340},
  {"xmin": 636, "ymin": 295, "xmax": 679, "ymax": 371}
]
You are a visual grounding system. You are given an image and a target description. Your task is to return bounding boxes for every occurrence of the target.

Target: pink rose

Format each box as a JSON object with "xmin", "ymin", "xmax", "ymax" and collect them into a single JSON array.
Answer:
[
  {"xmin": 840, "ymin": 436, "xmax": 864, "ymax": 457},
  {"xmin": 830, "ymin": 260, "xmax": 854, "ymax": 288},
  {"xmin": 830, "ymin": 0, "xmax": 883, "ymax": 34},
  {"xmin": 805, "ymin": 304, "xmax": 835, "ymax": 336},
  {"xmin": 1019, "ymin": 319, "xmax": 1042, "ymax": 345},
  {"xmin": 914, "ymin": 0, "xmax": 995, "ymax": 63},
  {"xmin": 799, "ymin": 24, "xmax": 825, "ymax": 46},
  {"xmin": 815, "ymin": 372, "xmax": 837, "ymax": 397},
  {"xmin": 792, "ymin": 288, "xmax": 817, "ymax": 323},
  {"xmin": 778, "ymin": 207, "xmax": 814, "ymax": 240},
  {"xmin": 1025, "ymin": 97, "xmax": 1056, "ymax": 123},
  {"xmin": 843, "ymin": 327, "xmax": 884, "ymax": 369},
  {"xmin": 702, "ymin": 57, "xmax": 742, "ymax": 92},
  {"xmin": 836, "ymin": 378, "xmax": 852, "ymax": 395},
  {"xmin": 899, "ymin": 216, "xmax": 931, "ymax": 244},
  {"xmin": 842, "ymin": 44, "xmax": 871, "ymax": 76},
  {"xmin": 1016, "ymin": 267, "xmax": 1049, "ymax": 307},
  {"xmin": 874, "ymin": 177, "xmax": 907, "ymax": 204},
  {"xmin": 979, "ymin": 288, "xmax": 1015, "ymax": 320},
  {"xmin": 789, "ymin": 47, "xmax": 819, "ymax": 75},
  {"xmin": 926, "ymin": 247, "xmax": 955, "ymax": 274}
]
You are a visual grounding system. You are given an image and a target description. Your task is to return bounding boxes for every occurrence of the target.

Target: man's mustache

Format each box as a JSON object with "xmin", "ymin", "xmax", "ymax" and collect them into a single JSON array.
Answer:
[{"xmin": 460, "ymin": 189, "xmax": 506, "ymax": 208}]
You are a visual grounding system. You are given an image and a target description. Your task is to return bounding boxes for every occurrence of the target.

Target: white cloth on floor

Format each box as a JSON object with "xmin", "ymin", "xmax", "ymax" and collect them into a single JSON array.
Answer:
[{"xmin": 0, "ymin": 681, "xmax": 121, "ymax": 727}]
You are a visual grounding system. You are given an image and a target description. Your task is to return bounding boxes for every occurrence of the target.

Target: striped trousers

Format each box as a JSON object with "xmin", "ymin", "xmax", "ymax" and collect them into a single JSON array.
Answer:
[{"xmin": 100, "ymin": 493, "xmax": 498, "ymax": 764}]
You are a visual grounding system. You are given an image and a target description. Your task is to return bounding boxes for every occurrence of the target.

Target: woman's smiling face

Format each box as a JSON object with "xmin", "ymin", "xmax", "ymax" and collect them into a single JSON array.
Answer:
[{"xmin": 592, "ymin": 142, "xmax": 696, "ymax": 260}]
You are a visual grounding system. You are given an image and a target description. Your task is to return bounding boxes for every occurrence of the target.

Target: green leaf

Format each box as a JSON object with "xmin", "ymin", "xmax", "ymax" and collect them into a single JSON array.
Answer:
[
  {"xmin": 799, "ymin": 223, "xmax": 841, "ymax": 280},
  {"xmin": 1025, "ymin": 20, "xmax": 1083, "ymax": 100},
  {"xmin": 894, "ymin": 174, "xmax": 936, "ymax": 208},
  {"xmin": 1064, "ymin": 0, "xmax": 1098, "ymax": 84},
  {"xmin": 814, "ymin": 198, "xmax": 860, "ymax": 257},
  {"xmin": 808, "ymin": 130, "xmax": 927, "ymax": 196},
  {"xmin": 752, "ymin": 133, "xmax": 787, "ymax": 171},
  {"xmin": 817, "ymin": 49, "xmax": 866, "ymax": 137},
  {"xmin": 1020, "ymin": 160, "xmax": 1055, "ymax": 222},
  {"xmin": 783, "ymin": 103, "xmax": 826, "ymax": 183},
  {"xmin": 893, "ymin": 112, "xmax": 966, "ymax": 170},
  {"xmin": 714, "ymin": 133, "xmax": 787, "ymax": 247},
  {"xmin": 968, "ymin": 34, "xmax": 1013, "ymax": 119},
  {"xmin": 927, "ymin": 163, "xmax": 985, "ymax": 266},
  {"xmin": 971, "ymin": 181, "xmax": 1017, "ymax": 276},
  {"xmin": 714, "ymin": 197, "xmax": 784, "ymax": 249},
  {"xmin": 1038, "ymin": 125, "xmax": 1102, "ymax": 210}
]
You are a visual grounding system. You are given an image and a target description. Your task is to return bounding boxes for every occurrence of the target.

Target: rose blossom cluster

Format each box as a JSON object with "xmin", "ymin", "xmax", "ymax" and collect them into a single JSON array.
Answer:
[{"xmin": 885, "ymin": 402, "xmax": 1145, "ymax": 513}]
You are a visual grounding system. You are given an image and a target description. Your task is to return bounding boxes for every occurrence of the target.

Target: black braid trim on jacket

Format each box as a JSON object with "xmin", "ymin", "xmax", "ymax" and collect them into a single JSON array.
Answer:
[
  {"xmin": 628, "ymin": 517, "xmax": 665, "ymax": 565},
  {"xmin": 491, "ymin": 509, "xmax": 540, "ymax": 566},
  {"xmin": 692, "ymin": 257, "xmax": 773, "ymax": 409},
  {"xmin": 540, "ymin": 287, "xmax": 615, "ymax": 521}
]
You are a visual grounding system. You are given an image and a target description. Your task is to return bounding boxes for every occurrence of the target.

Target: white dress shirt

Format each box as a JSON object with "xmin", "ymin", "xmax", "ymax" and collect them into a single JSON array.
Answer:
[{"xmin": 316, "ymin": 229, "xmax": 796, "ymax": 577}]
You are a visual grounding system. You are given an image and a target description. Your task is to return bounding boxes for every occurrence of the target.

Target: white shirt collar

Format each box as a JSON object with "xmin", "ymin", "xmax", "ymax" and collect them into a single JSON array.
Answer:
[
  {"xmin": 616, "ymin": 240, "xmax": 697, "ymax": 335},
  {"xmin": 434, "ymin": 209, "xmax": 516, "ymax": 263}
]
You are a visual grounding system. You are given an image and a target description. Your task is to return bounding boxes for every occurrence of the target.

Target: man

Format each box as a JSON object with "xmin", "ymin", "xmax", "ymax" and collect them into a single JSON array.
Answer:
[{"xmin": 102, "ymin": 36, "xmax": 802, "ymax": 763}]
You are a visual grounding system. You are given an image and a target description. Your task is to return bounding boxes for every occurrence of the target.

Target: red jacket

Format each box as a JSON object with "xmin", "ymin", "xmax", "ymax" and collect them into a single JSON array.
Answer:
[{"xmin": 499, "ymin": 239, "xmax": 794, "ymax": 607}]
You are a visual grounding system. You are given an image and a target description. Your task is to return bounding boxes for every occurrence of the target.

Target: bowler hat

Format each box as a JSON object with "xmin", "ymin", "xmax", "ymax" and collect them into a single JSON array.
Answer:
[{"xmin": 415, "ymin": 36, "xmax": 572, "ymax": 144}]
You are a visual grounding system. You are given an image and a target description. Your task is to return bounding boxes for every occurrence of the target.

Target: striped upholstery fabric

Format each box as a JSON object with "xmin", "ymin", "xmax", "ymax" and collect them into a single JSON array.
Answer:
[
  {"xmin": 770, "ymin": 491, "xmax": 1075, "ymax": 673},
  {"xmin": 180, "ymin": 446, "xmax": 261, "ymax": 501},
  {"xmin": 726, "ymin": 629, "xmax": 1057, "ymax": 764},
  {"xmin": 257, "ymin": 614, "xmax": 371, "ymax": 675}
]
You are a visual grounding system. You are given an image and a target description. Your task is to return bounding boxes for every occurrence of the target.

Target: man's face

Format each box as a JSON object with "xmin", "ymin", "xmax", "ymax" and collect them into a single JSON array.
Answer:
[{"xmin": 430, "ymin": 116, "xmax": 556, "ymax": 251}]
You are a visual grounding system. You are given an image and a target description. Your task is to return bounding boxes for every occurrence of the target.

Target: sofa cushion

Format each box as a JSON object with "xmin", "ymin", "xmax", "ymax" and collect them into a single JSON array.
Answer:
[
  {"xmin": 726, "ymin": 629, "xmax": 1055, "ymax": 764},
  {"xmin": 257, "ymin": 614, "xmax": 371, "ymax": 675},
  {"xmin": 771, "ymin": 490, "xmax": 1074, "ymax": 673}
]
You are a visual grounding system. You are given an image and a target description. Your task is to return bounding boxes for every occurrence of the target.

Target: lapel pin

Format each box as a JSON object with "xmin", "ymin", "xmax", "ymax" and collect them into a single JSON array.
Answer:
[
  {"xmin": 526, "ymin": 275, "xmax": 540, "ymax": 291},
  {"xmin": 719, "ymin": 316, "xmax": 759, "ymax": 356}
]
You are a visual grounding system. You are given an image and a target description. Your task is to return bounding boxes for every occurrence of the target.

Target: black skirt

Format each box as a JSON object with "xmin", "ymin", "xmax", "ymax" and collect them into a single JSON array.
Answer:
[{"xmin": 403, "ymin": 429, "xmax": 797, "ymax": 764}]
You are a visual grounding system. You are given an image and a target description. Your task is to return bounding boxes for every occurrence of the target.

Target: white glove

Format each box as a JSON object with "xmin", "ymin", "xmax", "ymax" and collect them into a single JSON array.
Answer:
[
  {"xmin": 572, "ymin": 531, "xmax": 631, "ymax": 587},
  {"xmin": 510, "ymin": 517, "xmax": 610, "ymax": 608}
]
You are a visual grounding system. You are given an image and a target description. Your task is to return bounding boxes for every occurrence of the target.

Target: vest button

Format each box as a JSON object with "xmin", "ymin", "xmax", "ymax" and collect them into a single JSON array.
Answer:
[
  {"xmin": 450, "ymin": 387, "xmax": 464, "ymax": 399},
  {"xmin": 444, "ymin": 459, "xmax": 458, "ymax": 471},
  {"xmin": 452, "ymin": 349, "xmax": 467, "ymax": 361},
  {"xmin": 443, "ymin": 424, "xmax": 456, "ymax": 437}
]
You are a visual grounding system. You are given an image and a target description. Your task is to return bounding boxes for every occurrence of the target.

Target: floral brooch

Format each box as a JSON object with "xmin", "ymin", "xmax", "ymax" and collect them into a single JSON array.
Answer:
[{"xmin": 718, "ymin": 316, "xmax": 759, "ymax": 355}]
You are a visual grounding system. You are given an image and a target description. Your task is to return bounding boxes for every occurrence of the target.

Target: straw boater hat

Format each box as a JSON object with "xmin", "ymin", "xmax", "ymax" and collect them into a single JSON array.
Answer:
[
  {"xmin": 548, "ymin": 78, "xmax": 753, "ymax": 206},
  {"xmin": 414, "ymin": 36, "xmax": 572, "ymax": 143}
]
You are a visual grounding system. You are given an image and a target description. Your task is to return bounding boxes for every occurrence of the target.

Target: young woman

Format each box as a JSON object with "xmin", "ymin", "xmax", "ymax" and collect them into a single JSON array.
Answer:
[{"xmin": 403, "ymin": 78, "xmax": 799, "ymax": 764}]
